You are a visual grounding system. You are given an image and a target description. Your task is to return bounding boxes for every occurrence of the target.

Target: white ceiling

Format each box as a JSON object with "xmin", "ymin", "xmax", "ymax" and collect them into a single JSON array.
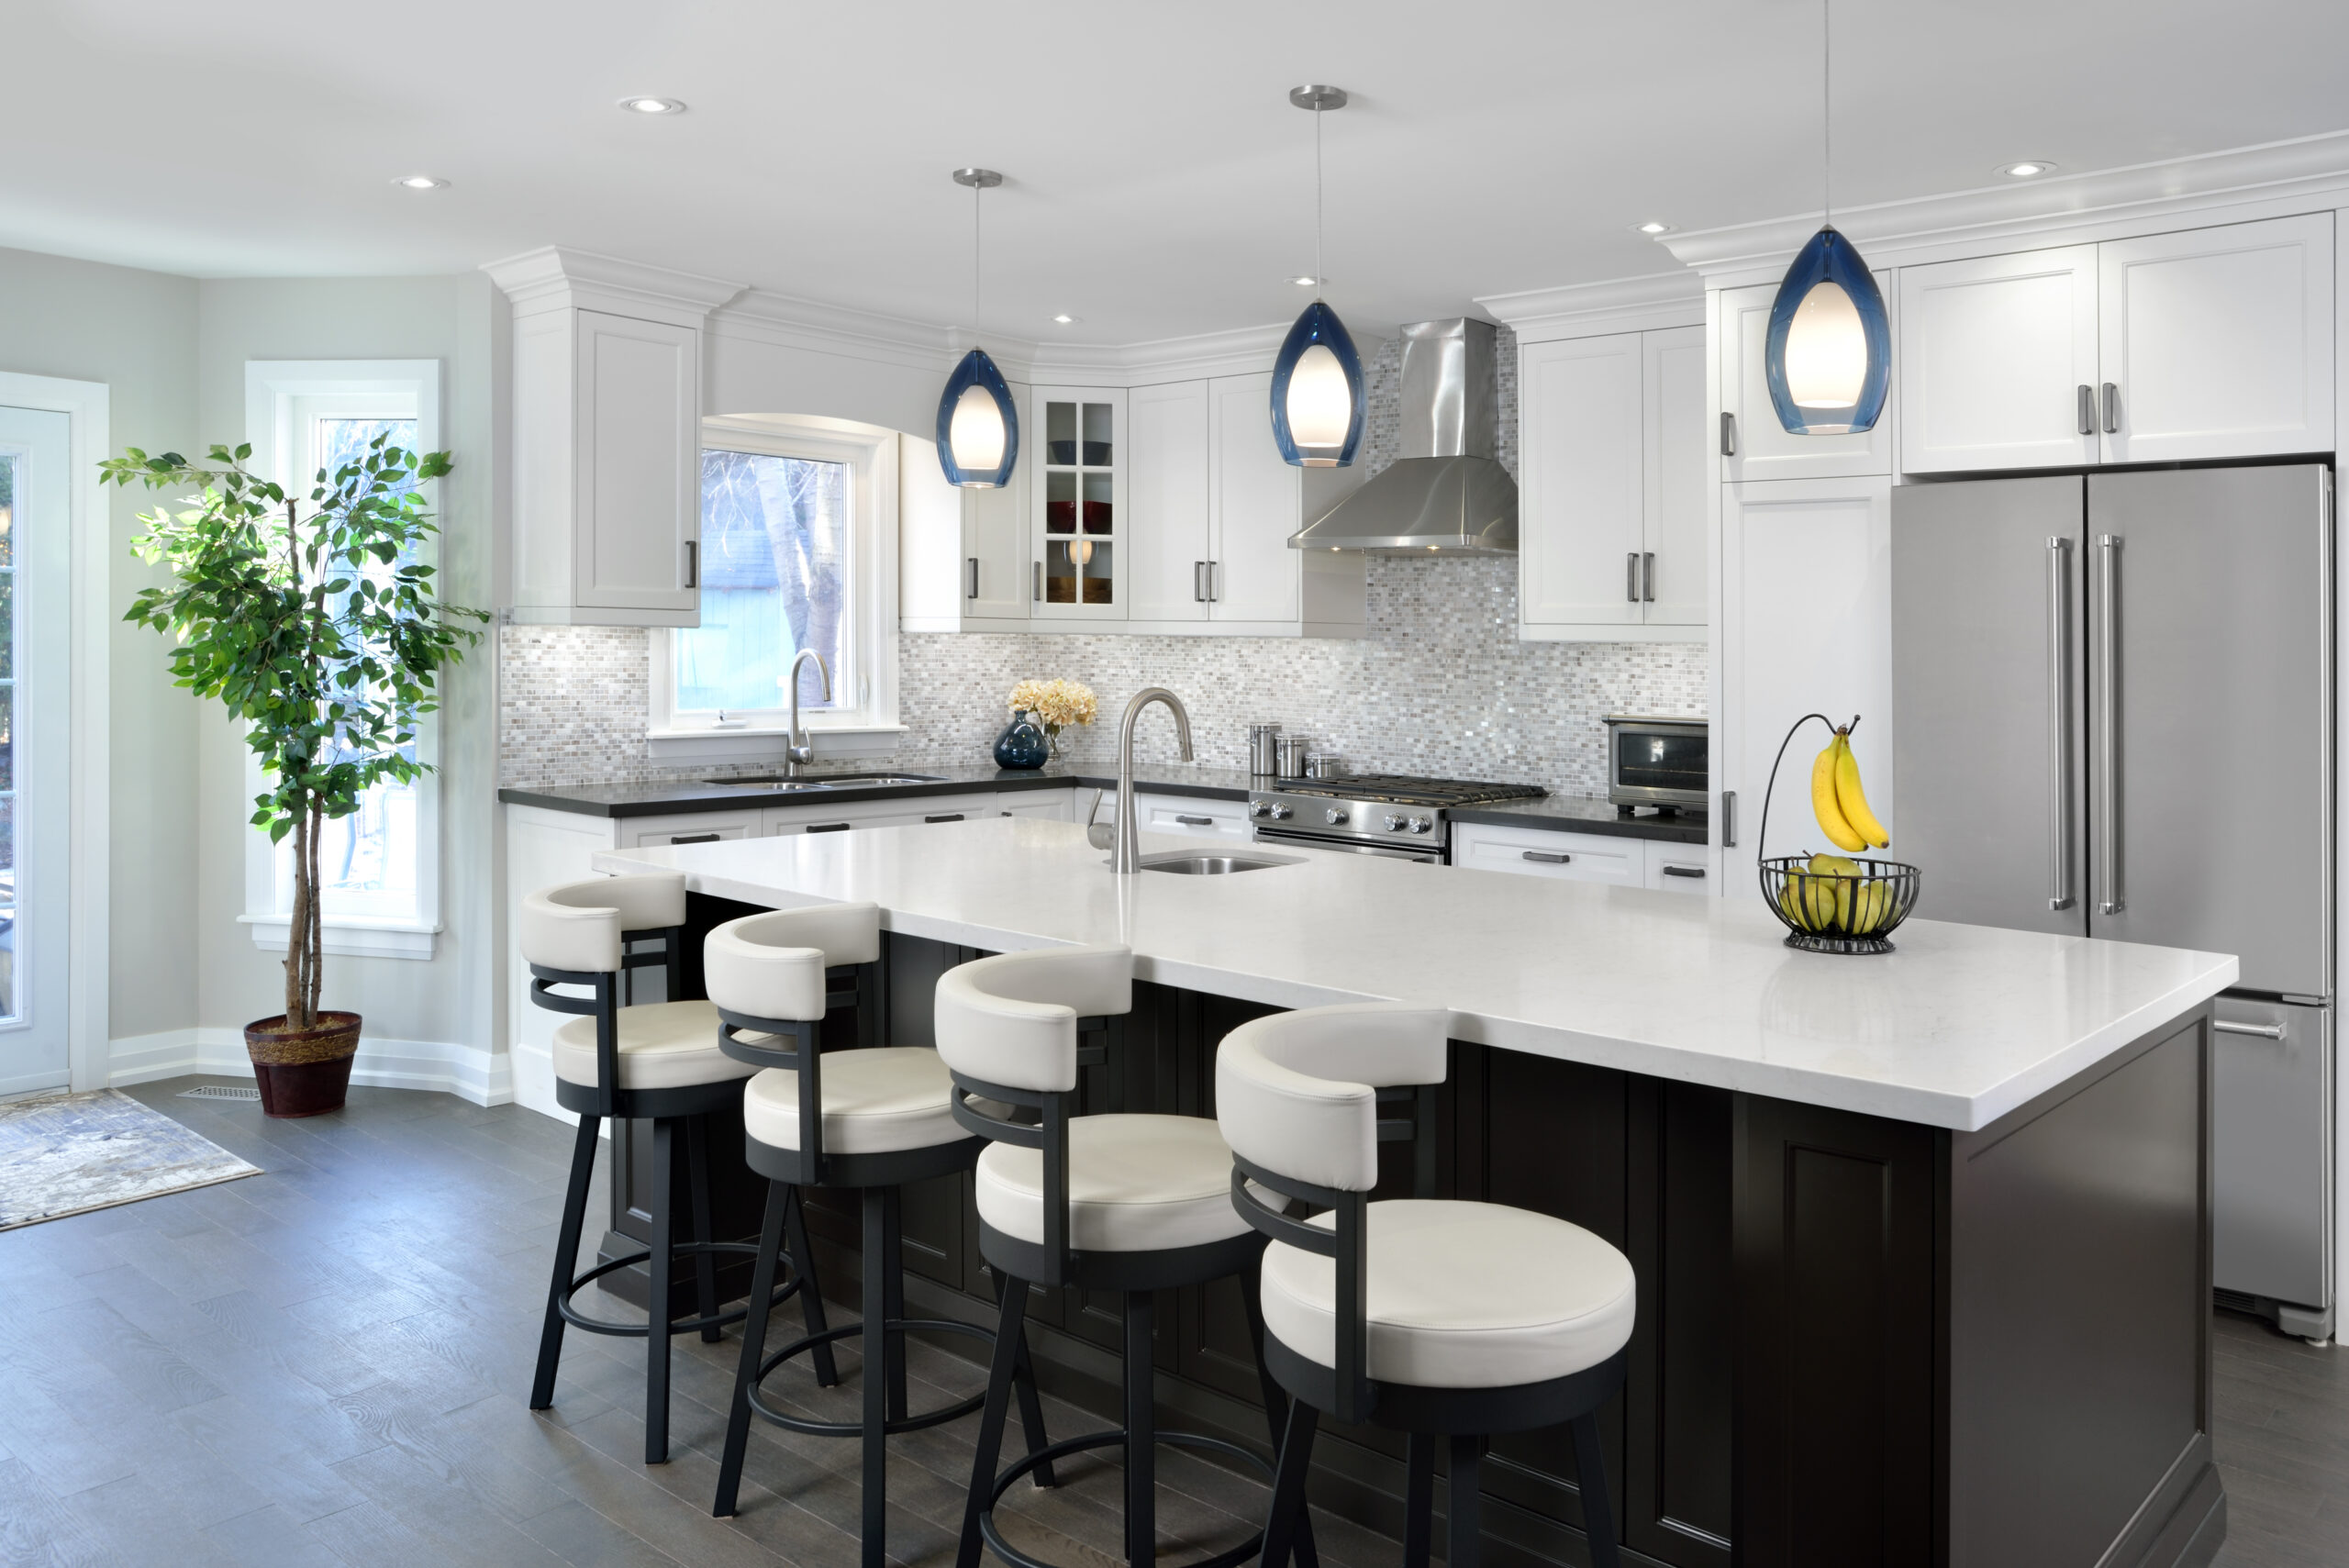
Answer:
[{"xmin": 13, "ymin": 0, "xmax": 2349, "ymax": 342}]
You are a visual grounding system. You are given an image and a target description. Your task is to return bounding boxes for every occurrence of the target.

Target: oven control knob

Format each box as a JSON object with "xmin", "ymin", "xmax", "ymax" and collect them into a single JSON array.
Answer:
[
  {"xmin": 1385, "ymin": 813, "xmax": 1407, "ymax": 831},
  {"xmin": 1250, "ymin": 801, "xmax": 1272, "ymax": 818},
  {"xmin": 1268, "ymin": 803, "xmax": 1293, "ymax": 821},
  {"xmin": 1325, "ymin": 807, "xmax": 1349, "ymax": 826},
  {"xmin": 1407, "ymin": 817, "xmax": 1433, "ymax": 835}
]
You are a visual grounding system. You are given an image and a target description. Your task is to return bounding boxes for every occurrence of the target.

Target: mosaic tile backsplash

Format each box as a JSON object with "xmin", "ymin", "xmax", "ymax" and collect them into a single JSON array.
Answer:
[{"xmin": 499, "ymin": 326, "xmax": 1707, "ymax": 796}]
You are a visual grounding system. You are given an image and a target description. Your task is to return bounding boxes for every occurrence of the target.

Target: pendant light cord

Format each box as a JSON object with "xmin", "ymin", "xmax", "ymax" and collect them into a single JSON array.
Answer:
[
  {"xmin": 1821, "ymin": 0, "xmax": 1832, "ymax": 228},
  {"xmin": 971, "ymin": 180, "xmax": 983, "ymax": 346},
  {"xmin": 1313, "ymin": 103, "xmax": 1325, "ymax": 300}
]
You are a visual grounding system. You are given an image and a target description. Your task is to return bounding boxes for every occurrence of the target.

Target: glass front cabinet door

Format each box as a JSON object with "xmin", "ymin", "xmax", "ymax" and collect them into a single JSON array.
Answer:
[{"xmin": 1031, "ymin": 387, "xmax": 1127, "ymax": 620}]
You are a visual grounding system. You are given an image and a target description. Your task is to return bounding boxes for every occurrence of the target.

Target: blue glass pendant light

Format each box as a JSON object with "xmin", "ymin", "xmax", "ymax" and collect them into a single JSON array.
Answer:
[
  {"xmin": 937, "ymin": 168, "xmax": 1019, "ymax": 488},
  {"xmin": 1271, "ymin": 85, "xmax": 1365, "ymax": 468},
  {"xmin": 1763, "ymin": 0, "xmax": 1890, "ymax": 436}
]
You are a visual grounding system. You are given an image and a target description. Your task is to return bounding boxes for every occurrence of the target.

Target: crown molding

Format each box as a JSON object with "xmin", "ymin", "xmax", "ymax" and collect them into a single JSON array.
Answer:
[
  {"xmin": 480, "ymin": 245, "xmax": 745, "ymax": 325},
  {"xmin": 1477, "ymin": 270, "xmax": 1704, "ymax": 341},
  {"xmin": 1026, "ymin": 321, "xmax": 1305, "ymax": 386},
  {"xmin": 712, "ymin": 286, "xmax": 971, "ymax": 374},
  {"xmin": 1663, "ymin": 128, "xmax": 2349, "ymax": 282}
]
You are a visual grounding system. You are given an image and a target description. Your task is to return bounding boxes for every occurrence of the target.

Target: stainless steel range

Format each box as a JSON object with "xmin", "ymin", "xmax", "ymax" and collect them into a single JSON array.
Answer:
[{"xmin": 1249, "ymin": 774, "xmax": 1548, "ymax": 862}]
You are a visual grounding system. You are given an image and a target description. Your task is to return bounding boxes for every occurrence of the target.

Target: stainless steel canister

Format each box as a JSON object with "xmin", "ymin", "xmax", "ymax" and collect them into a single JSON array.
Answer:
[
  {"xmin": 1306, "ymin": 753, "xmax": 1346, "ymax": 779},
  {"xmin": 1247, "ymin": 723, "xmax": 1283, "ymax": 777},
  {"xmin": 1275, "ymin": 735, "xmax": 1309, "ymax": 777}
]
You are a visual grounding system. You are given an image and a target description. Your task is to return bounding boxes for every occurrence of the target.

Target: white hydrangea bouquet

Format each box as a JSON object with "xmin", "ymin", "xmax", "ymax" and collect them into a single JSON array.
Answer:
[{"xmin": 1009, "ymin": 677, "xmax": 1098, "ymax": 758}]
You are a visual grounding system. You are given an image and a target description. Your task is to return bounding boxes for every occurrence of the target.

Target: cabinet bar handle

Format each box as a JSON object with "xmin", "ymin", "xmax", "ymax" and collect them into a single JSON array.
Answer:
[
  {"xmin": 1033, "ymin": 561, "xmax": 1043, "ymax": 602},
  {"xmin": 684, "ymin": 540, "xmax": 697, "ymax": 589},
  {"xmin": 807, "ymin": 822, "xmax": 851, "ymax": 834},
  {"xmin": 2213, "ymin": 1019, "xmax": 2288, "ymax": 1040},
  {"xmin": 1642, "ymin": 551, "xmax": 1655, "ymax": 603},
  {"xmin": 966, "ymin": 557, "xmax": 979, "ymax": 600},
  {"xmin": 1661, "ymin": 864, "xmax": 1706, "ymax": 878},
  {"xmin": 1208, "ymin": 561, "xmax": 1219, "ymax": 602},
  {"xmin": 1195, "ymin": 562, "xmax": 1208, "ymax": 603},
  {"xmin": 2097, "ymin": 534, "xmax": 2124, "ymax": 915},
  {"xmin": 668, "ymin": 832, "xmax": 720, "ymax": 845},
  {"xmin": 2076, "ymin": 384, "xmax": 2096, "ymax": 437},
  {"xmin": 1626, "ymin": 552, "xmax": 1641, "ymax": 603},
  {"xmin": 1720, "ymin": 411, "xmax": 1737, "ymax": 456},
  {"xmin": 2047, "ymin": 536, "xmax": 2076, "ymax": 911},
  {"xmin": 2099, "ymin": 382, "xmax": 2120, "ymax": 435},
  {"xmin": 1721, "ymin": 790, "xmax": 1736, "ymax": 848},
  {"xmin": 925, "ymin": 813, "xmax": 965, "ymax": 824},
  {"xmin": 1174, "ymin": 814, "xmax": 1215, "ymax": 827},
  {"xmin": 1522, "ymin": 850, "xmax": 1573, "ymax": 864}
]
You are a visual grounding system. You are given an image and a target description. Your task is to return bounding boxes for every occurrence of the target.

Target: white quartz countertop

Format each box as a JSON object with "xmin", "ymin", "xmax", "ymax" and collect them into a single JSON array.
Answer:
[{"xmin": 596, "ymin": 817, "xmax": 2238, "ymax": 1131}]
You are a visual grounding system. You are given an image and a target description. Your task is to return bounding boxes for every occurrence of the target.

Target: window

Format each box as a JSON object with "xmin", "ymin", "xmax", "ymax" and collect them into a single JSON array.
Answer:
[
  {"xmin": 239, "ymin": 361, "xmax": 444, "ymax": 960},
  {"xmin": 650, "ymin": 416, "xmax": 902, "ymax": 757}
]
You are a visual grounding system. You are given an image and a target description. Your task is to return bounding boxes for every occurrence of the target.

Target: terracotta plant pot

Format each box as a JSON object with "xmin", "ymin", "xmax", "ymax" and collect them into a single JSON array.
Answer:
[{"xmin": 243, "ymin": 1010, "xmax": 362, "ymax": 1118}]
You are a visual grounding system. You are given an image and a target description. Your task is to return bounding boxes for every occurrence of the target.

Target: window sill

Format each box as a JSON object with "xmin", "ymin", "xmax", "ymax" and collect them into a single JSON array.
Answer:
[
  {"xmin": 644, "ymin": 723, "xmax": 908, "ymax": 765},
  {"xmin": 239, "ymin": 914, "xmax": 442, "ymax": 962}
]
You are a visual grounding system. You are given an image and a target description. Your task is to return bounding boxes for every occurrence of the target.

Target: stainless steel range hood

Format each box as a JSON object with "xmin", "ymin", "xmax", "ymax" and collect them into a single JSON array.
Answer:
[{"xmin": 1288, "ymin": 317, "xmax": 1518, "ymax": 556}]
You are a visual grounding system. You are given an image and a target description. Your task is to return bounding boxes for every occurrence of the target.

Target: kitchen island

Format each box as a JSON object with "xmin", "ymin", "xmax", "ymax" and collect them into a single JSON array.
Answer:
[{"xmin": 596, "ymin": 816, "xmax": 2235, "ymax": 1568}]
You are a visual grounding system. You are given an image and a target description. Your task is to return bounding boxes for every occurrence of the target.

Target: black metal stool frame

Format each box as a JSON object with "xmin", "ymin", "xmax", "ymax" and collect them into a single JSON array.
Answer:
[
  {"xmin": 526, "ymin": 923, "xmax": 813, "ymax": 1465},
  {"xmin": 946, "ymin": 1020, "xmax": 1321, "ymax": 1568},
  {"xmin": 709, "ymin": 968, "xmax": 1057, "ymax": 1568},
  {"xmin": 1230, "ymin": 1139, "xmax": 1629, "ymax": 1568}
]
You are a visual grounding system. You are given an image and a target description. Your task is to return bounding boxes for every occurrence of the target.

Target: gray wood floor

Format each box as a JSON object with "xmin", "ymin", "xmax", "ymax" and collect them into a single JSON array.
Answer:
[{"xmin": 0, "ymin": 1077, "xmax": 2337, "ymax": 1567}]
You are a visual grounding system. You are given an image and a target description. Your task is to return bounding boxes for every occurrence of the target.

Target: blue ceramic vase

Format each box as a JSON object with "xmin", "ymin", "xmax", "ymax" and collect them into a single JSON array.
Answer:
[{"xmin": 993, "ymin": 710, "xmax": 1049, "ymax": 771}]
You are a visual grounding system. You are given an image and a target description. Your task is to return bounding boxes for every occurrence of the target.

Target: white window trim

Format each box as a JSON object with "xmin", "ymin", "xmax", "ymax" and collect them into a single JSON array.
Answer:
[
  {"xmin": 647, "ymin": 413, "xmax": 904, "ymax": 763},
  {"xmin": 237, "ymin": 360, "xmax": 444, "ymax": 961}
]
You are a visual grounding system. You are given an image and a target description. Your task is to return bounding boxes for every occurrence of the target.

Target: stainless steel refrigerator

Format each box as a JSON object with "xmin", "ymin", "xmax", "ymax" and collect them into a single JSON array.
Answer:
[{"xmin": 1893, "ymin": 464, "xmax": 2334, "ymax": 1339}]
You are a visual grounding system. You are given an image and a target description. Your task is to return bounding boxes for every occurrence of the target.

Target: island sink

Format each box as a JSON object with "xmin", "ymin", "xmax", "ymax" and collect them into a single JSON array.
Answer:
[{"xmin": 1138, "ymin": 851, "xmax": 1300, "ymax": 875}]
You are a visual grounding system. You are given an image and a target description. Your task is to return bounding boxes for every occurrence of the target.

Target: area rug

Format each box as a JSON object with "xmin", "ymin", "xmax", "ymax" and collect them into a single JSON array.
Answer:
[{"xmin": 0, "ymin": 1089, "xmax": 261, "ymax": 1230}]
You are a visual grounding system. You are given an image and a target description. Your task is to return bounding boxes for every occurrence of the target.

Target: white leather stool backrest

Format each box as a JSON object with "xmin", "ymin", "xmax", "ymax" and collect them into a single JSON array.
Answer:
[
  {"xmin": 934, "ymin": 946, "xmax": 1132, "ymax": 1093},
  {"xmin": 1217, "ymin": 1005, "xmax": 1452, "ymax": 1193},
  {"xmin": 705, "ymin": 903, "xmax": 882, "ymax": 1021},
  {"xmin": 520, "ymin": 873, "xmax": 687, "ymax": 975}
]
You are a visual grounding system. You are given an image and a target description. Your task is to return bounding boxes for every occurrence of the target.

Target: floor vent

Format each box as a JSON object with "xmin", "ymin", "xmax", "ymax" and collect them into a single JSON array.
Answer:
[{"xmin": 178, "ymin": 1084, "xmax": 263, "ymax": 1102}]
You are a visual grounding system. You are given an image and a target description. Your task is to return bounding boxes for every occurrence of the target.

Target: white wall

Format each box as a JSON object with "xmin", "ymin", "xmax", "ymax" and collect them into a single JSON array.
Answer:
[{"xmin": 0, "ymin": 245, "xmax": 201, "ymax": 1046}]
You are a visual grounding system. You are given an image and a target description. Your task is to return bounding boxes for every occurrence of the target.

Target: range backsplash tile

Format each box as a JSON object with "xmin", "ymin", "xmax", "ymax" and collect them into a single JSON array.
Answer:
[{"xmin": 499, "ymin": 326, "xmax": 1705, "ymax": 796}]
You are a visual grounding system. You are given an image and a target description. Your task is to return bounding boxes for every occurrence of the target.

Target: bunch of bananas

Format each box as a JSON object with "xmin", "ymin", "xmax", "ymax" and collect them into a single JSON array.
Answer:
[{"xmin": 1777, "ymin": 726, "xmax": 1896, "ymax": 936}]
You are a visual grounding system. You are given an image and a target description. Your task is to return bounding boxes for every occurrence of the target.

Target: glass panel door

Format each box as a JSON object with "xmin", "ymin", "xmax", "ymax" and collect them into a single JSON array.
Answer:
[
  {"xmin": 1033, "ymin": 390, "xmax": 1122, "ymax": 618},
  {"xmin": 0, "ymin": 406, "xmax": 70, "ymax": 1095}
]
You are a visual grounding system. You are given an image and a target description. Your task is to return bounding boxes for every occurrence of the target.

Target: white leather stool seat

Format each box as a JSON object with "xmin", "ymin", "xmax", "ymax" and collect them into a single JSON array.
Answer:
[
  {"xmin": 741, "ymin": 1047, "xmax": 976, "ymax": 1156},
  {"xmin": 551, "ymin": 1000, "xmax": 752, "ymax": 1092},
  {"xmin": 975, "ymin": 1113, "xmax": 1251, "ymax": 1252},
  {"xmin": 1261, "ymin": 1198, "xmax": 1635, "ymax": 1389}
]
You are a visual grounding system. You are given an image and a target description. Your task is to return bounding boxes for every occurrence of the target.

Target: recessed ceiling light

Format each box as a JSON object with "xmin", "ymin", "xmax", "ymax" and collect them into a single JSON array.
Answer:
[
  {"xmin": 1633, "ymin": 221, "xmax": 1675, "ymax": 236},
  {"xmin": 1051, "ymin": 313, "xmax": 1080, "ymax": 325},
  {"xmin": 1287, "ymin": 275, "xmax": 1321, "ymax": 287},
  {"xmin": 1997, "ymin": 160, "xmax": 2055, "ymax": 178},
  {"xmin": 619, "ymin": 96, "xmax": 687, "ymax": 116},
  {"xmin": 392, "ymin": 175, "xmax": 448, "ymax": 190}
]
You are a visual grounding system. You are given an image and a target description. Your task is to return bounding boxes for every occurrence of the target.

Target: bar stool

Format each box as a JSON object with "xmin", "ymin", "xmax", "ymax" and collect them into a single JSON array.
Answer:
[
  {"xmin": 523, "ymin": 872, "xmax": 801, "ymax": 1464},
  {"xmin": 1218, "ymin": 1004, "xmax": 1637, "ymax": 1568},
  {"xmin": 938, "ymin": 945, "xmax": 1302, "ymax": 1568},
  {"xmin": 707, "ymin": 904, "xmax": 1055, "ymax": 1566}
]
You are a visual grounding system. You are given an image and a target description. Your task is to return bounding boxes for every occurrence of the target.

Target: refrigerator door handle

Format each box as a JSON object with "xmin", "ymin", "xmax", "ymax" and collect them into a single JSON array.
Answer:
[
  {"xmin": 2097, "ymin": 533, "xmax": 2125, "ymax": 915},
  {"xmin": 2213, "ymin": 1018, "xmax": 2289, "ymax": 1040},
  {"xmin": 2047, "ymin": 537, "xmax": 2076, "ymax": 911}
]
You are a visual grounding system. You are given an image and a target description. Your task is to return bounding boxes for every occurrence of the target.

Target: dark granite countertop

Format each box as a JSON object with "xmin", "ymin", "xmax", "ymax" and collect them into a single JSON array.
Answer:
[
  {"xmin": 497, "ymin": 762, "xmax": 1260, "ymax": 818},
  {"xmin": 1447, "ymin": 795, "xmax": 1709, "ymax": 845}
]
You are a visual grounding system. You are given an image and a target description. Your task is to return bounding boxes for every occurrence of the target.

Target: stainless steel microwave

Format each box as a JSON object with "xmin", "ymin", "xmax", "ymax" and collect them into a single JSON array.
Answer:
[{"xmin": 1604, "ymin": 716, "xmax": 1708, "ymax": 814}]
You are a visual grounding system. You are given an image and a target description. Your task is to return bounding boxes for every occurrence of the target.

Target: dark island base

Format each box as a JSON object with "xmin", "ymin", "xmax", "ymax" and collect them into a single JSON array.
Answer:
[{"xmin": 592, "ymin": 901, "xmax": 2222, "ymax": 1568}]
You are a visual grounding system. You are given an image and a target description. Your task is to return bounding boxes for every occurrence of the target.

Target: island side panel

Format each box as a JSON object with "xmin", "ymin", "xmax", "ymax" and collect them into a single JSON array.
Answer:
[{"xmin": 1947, "ymin": 1006, "xmax": 2221, "ymax": 1568}]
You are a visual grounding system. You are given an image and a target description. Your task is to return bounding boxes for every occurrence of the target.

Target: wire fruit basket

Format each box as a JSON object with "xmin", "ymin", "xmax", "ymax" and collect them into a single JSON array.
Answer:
[{"xmin": 1755, "ymin": 713, "xmax": 1921, "ymax": 955}]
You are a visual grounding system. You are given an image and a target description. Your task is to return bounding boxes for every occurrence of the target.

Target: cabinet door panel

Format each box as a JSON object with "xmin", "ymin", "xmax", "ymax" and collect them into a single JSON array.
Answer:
[
  {"xmin": 1126, "ymin": 380, "xmax": 1211, "ymax": 622},
  {"xmin": 1208, "ymin": 372, "xmax": 1305, "ymax": 624},
  {"xmin": 967, "ymin": 425, "xmax": 1031, "ymax": 620},
  {"xmin": 1520, "ymin": 333, "xmax": 1645, "ymax": 628},
  {"xmin": 2099, "ymin": 214, "xmax": 2334, "ymax": 464},
  {"xmin": 577, "ymin": 310, "xmax": 698, "ymax": 612},
  {"xmin": 1720, "ymin": 280, "xmax": 1893, "ymax": 482},
  {"xmin": 1719, "ymin": 477, "xmax": 1892, "ymax": 902},
  {"xmin": 1897, "ymin": 246, "xmax": 2099, "ymax": 473},
  {"xmin": 1643, "ymin": 326, "xmax": 1709, "ymax": 628}
]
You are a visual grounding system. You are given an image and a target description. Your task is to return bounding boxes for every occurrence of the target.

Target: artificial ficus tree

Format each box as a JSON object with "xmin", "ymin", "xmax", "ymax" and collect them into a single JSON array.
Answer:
[{"xmin": 103, "ymin": 436, "xmax": 487, "ymax": 1030}]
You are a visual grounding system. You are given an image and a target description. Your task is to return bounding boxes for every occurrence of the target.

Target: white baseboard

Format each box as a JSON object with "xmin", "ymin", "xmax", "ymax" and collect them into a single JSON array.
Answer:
[{"xmin": 107, "ymin": 1027, "xmax": 514, "ymax": 1107}]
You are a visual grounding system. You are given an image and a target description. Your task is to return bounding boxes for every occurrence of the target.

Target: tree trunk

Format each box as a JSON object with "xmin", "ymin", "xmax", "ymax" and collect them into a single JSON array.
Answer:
[
  {"xmin": 285, "ymin": 804, "xmax": 311, "ymax": 1030},
  {"xmin": 306, "ymin": 803, "xmax": 324, "ymax": 1024}
]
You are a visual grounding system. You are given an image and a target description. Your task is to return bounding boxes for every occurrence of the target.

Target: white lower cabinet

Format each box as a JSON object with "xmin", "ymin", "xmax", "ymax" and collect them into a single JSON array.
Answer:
[
  {"xmin": 763, "ymin": 791, "xmax": 1008, "ymax": 835},
  {"xmin": 1453, "ymin": 821, "xmax": 1713, "ymax": 893},
  {"xmin": 617, "ymin": 810, "xmax": 763, "ymax": 848},
  {"xmin": 1089, "ymin": 790, "xmax": 1252, "ymax": 840},
  {"xmin": 1642, "ymin": 843, "xmax": 1714, "ymax": 894}
]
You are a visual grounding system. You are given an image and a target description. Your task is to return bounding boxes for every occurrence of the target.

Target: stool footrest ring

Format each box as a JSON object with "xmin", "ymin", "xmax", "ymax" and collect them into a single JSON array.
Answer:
[
  {"xmin": 743, "ymin": 1317, "xmax": 996, "ymax": 1438},
  {"xmin": 555, "ymin": 1241, "xmax": 801, "ymax": 1339},
  {"xmin": 976, "ymin": 1429, "xmax": 1272, "ymax": 1568}
]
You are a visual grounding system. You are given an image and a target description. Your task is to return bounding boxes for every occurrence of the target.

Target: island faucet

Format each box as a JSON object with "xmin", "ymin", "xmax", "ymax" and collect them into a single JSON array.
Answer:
[
  {"xmin": 784, "ymin": 649, "xmax": 832, "ymax": 779},
  {"xmin": 1113, "ymin": 687, "xmax": 1194, "ymax": 873}
]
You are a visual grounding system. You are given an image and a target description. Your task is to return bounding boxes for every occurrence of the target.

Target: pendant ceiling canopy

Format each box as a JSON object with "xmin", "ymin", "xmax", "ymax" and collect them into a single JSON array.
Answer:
[{"xmin": 936, "ymin": 167, "xmax": 1019, "ymax": 488}]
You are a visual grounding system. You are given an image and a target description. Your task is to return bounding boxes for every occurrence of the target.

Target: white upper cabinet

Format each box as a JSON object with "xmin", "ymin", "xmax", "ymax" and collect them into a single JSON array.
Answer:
[
  {"xmin": 2097, "ymin": 214, "xmax": 2334, "ymax": 464},
  {"xmin": 1126, "ymin": 380, "xmax": 1212, "ymax": 623},
  {"xmin": 1208, "ymin": 372, "xmax": 1314, "ymax": 624},
  {"xmin": 1897, "ymin": 245, "xmax": 2099, "ymax": 473},
  {"xmin": 1897, "ymin": 214, "xmax": 2334, "ymax": 473},
  {"xmin": 1719, "ymin": 277, "xmax": 1896, "ymax": 482},
  {"xmin": 1517, "ymin": 324, "xmax": 1707, "ymax": 640},
  {"xmin": 1030, "ymin": 387, "xmax": 1127, "ymax": 621},
  {"xmin": 898, "ymin": 425, "xmax": 1030, "ymax": 632}
]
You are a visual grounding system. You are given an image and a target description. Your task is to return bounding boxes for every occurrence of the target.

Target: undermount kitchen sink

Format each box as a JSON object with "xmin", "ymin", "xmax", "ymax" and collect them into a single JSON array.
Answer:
[
  {"xmin": 700, "ymin": 773, "xmax": 944, "ymax": 791},
  {"xmin": 1137, "ymin": 851, "xmax": 1302, "ymax": 876}
]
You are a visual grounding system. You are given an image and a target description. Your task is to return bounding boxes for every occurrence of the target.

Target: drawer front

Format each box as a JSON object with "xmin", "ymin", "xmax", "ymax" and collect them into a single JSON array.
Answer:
[
  {"xmin": 763, "ymin": 792, "xmax": 1004, "ymax": 835},
  {"xmin": 1452, "ymin": 823, "xmax": 1642, "ymax": 885},
  {"xmin": 617, "ymin": 811, "xmax": 763, "ymax": 849},
  {"xmin": 1140, "ymin": 793, "xmax": 1251, "ymax": 840},
  {"xmin": 1643, "ymin": 842, "xmax": 1715, "ymax": 895},
  {"xmin": 996, "ymin": 788, "xmax": 1076, "ymax": 821}
]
